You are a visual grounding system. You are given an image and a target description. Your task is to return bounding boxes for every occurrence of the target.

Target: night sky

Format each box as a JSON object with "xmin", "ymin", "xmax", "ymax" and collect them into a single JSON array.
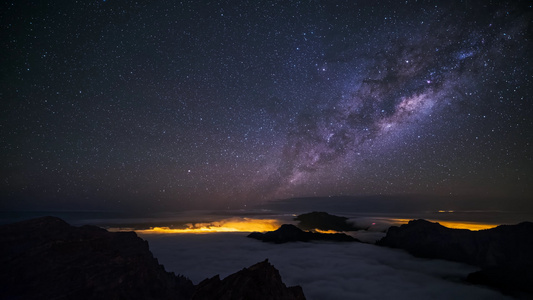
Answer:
[{"xmin": 1, "ymin": 1, "xmax": 532, "ymax": 212}]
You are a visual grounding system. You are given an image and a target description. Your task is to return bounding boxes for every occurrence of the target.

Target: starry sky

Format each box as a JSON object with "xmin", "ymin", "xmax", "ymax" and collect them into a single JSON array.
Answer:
[{"xmin": 1, "ymin": 0, "xmax": 532, "ymax": 212}]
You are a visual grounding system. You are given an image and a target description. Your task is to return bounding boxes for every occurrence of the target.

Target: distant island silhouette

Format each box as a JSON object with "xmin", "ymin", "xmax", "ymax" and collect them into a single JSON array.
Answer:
[
  {"xmin": 294, "ymin": 211, "xmax": 365, "ymax": 231},
  {"xmin": 248, "ymin": 224, "xmax": 359, "ymax": 243}
]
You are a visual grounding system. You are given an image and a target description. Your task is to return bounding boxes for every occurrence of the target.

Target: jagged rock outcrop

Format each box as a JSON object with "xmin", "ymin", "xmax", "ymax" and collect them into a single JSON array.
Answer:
[
  {"xmin": 0, "ymin": 216, "xmax": 195, "ymax": 300},
  {"xmin": 295, "ymin": 211, "xmax": 363, "ymax": 231},
  {"xmin": 248, "ymin": 224, "xmax": 359, "ymax": 243},
  {"xmin": 193, "ymin": 259, "xmax": 305, "ymax": 300},
  {"xmin": 377, "ymin": 219, "xmax": 533, "ymax": 296}
]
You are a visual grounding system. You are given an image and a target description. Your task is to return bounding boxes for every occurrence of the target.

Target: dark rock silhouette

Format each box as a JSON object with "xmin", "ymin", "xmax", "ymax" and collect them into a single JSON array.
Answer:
[
  {"xmin": 0, "ymin": 216, "xmax": 195, "ymax": 300},
  {"xmin": 377, "ymin": 219, "xmax": 533, "ymax": 296},
  {"xmin": 248, "ymin": 224, "xmax": 359, "ymax": 243},
  {"xmin": 377, "ymin": 219, "xmax": 533, "ymax": 268},
  {"xmin": 0, "ymin": 217, "xmax": 305, "ymax": 300},
  {"xmin": 295, "ymin": 211, "xmax": 363, "ymax": 231},
  {"xmin": 193, "ymin": 259, "xmax": 305, "ymax": 300}
]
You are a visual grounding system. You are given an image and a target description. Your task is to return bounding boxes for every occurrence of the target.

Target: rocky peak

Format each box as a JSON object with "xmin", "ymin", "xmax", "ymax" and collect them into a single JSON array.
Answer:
[{"xmin": 193, "ymin": 259, "xmax": 305, "ymax": 300}]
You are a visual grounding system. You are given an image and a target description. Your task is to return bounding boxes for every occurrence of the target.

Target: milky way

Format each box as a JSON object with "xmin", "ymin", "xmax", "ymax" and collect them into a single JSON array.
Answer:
[{"xmin": 1, "ymin": 1, "xmax": 532, "ymax": 211}]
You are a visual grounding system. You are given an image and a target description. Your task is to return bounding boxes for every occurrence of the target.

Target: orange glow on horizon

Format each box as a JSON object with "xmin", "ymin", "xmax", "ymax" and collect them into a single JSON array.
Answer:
[
  {"xmin": 314, "ymin": 229, "xmax": 342, "ymax": 234},
  {"xmin": 107, "ymin": 216, "xmax": 499, "ymax": 235},
  {"xmin": 133, "ymin": 218, "xmax": 282, "ymax": 234},
  {"xmin": 428, "ymin": 220, "xmax": 498, "ymax": 231},
  {"xmin": 385, "ymin": 218, "xmax": 498, "ymax": 231}
]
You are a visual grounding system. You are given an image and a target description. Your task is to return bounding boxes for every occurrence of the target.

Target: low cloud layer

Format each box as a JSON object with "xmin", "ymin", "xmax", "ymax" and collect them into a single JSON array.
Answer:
[{"xmin": 142, "ymin": 233, "xmax": 510, "ymax": 300}]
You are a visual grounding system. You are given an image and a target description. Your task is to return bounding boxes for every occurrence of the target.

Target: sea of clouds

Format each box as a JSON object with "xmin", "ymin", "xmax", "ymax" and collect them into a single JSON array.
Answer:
[{"xmin": 141, "ymin": 232, "xmax": 510, "ymax": 300}]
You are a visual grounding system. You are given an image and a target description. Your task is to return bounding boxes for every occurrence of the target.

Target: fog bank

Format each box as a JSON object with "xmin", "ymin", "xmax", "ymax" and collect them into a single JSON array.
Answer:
[{"xmin": 142, "ymin": 233, "xmax": 510, "ymax": 300}]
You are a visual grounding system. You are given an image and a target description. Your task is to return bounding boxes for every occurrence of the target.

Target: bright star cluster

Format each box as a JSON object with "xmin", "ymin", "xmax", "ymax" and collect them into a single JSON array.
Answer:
[{"xmin": 1, "ymin": 1, "xmax": 531, "ymax": 211}]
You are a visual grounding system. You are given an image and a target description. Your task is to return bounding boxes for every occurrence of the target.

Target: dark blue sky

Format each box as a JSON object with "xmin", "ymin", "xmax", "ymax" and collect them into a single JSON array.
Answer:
[{"xmin": 1, "ymin": 0, "xmax": 532, "ymax": 212}]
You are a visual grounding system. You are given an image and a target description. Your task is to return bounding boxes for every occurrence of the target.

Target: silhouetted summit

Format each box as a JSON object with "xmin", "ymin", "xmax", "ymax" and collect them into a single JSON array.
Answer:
[
  {"xmin": 248, "ymin": 224, "xmax": 359, "ymax": 243},
  {"xmin": 295, "ymin": 211, "xmax": 363, "ymax": 231},
  {"xmin": 193, "ymin": 259, "xmax": 305, "ymax": 300},
  {"xmin": 377, "ymin": 219, "xmax": 533, "ymax": 296}
]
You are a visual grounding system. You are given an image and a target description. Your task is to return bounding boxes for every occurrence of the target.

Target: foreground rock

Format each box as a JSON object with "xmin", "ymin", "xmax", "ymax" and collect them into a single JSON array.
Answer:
[
  {"xmin": 377, "ymin": 219, "xmax": 533, "ymax": 296},
  {"xmin": 193, "ymin": 259, "xmax": 305, "ymax": 300},
  {"xmin": 0, "ymin": 216, "xmax": 195, "ymax": 300},
  {"xmin": 295, "ymin": 211, "xmax": 363, "ymax": 231},
  {"xmin": 248, "ymin": 224, "xmax": 359, "ymax": 243},
  {"xmin": 0, "ymin": 217, "xmax": 305, "ymax": 300}
]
